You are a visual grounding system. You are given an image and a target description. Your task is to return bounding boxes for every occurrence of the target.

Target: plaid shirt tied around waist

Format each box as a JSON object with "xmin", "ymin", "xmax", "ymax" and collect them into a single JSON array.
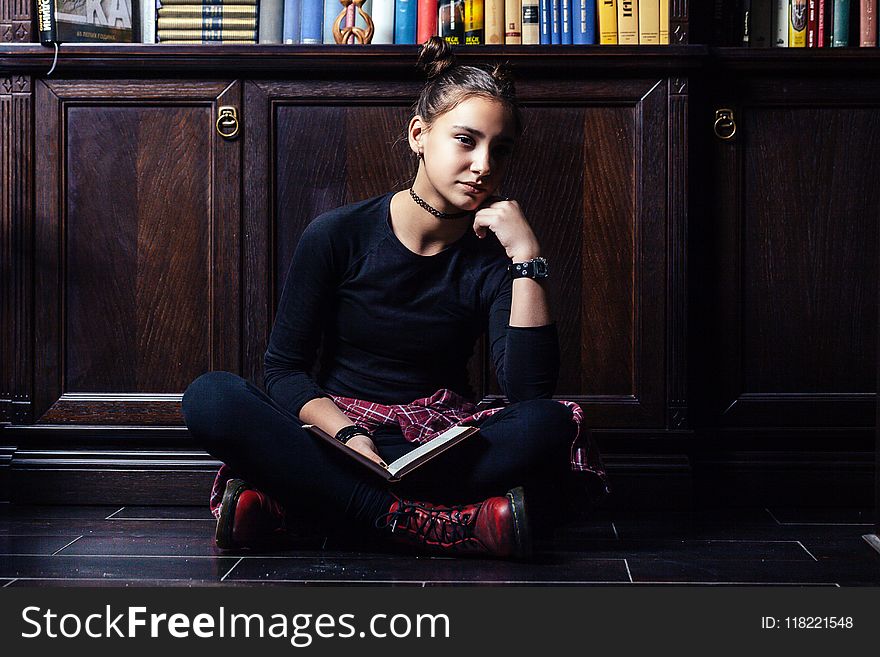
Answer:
[{"xmin": 210, "ymin": 388, "xmax": 609, "ymax": 519}]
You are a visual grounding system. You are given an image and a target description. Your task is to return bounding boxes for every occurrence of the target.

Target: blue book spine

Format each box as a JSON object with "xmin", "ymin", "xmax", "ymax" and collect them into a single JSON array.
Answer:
[
  {"xmin": 539, "ymin": 0, "xmax": 551, "ymax": 43},
  {"xmin": 300, "ymin": 0, "xmax": 323, "ymax": 42},
  {"xmin": 561, "ymin": 0, "xmax": 571, "ymax": 43},
  {"xmin": 550, "ymin": 0, "xmax": 560, "ymax": 43},
  {"xmin": 394, "ymin": 0, "xmax": 418, "ymax": 43},
  {"xmin": 572, "ymin": 0, "xmax": 595, "ymax": 43},
  {"xmin": 283, "ymin": 0, "xmax": 302, "ymax": 42}
]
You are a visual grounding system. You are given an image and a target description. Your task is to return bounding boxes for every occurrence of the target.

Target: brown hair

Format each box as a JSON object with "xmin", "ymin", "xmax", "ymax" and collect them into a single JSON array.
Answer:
[{"xmin": 413, "ymin": 36, "xmax": 523, "ymax": 137}]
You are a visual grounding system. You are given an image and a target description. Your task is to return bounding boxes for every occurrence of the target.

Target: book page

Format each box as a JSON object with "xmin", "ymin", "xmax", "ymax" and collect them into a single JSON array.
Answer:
[{"xmin": 386, "ymin": 425, "xmax": 474, "ymax": 477}]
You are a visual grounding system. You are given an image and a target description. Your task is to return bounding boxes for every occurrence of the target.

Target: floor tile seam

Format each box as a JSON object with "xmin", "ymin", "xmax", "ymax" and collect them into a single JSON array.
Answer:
[
  {"xmin": 104, "ymin": 507, "xmax": 126, "ymax": 520},
  {"xmin": 220, "ymin": 557, "xmax": 244, "ymax": 582},
  {"xmin": 223, "ymin": 579, "xmax": 635, "ymax": 584},
  {"xmin": 51, "ymin": 535, "xmax": 84, "ymax": 555},
  {"xmin": 2, "ymin": 579, "xmax": 18, "ymax": 587},
  {"xmin": 795, "ymin": 541, "xmax": 819, "ymax": 561}
]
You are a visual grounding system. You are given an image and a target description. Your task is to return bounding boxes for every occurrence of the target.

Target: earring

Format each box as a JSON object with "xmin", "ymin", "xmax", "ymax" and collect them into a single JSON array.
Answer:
[{"xmin": 417, "ymin": 150, "xmax": 423, "ymax": 159}]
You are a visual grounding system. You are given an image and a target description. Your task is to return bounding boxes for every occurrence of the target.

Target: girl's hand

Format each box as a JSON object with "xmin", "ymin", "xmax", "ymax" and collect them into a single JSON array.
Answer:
[
  {"xmin": 472, "ymin": 197, "xmax": 541, "ymax": 262},
  {"xmin": 346, "ymin": 434, "xmax": 387, "ymax": 468}
]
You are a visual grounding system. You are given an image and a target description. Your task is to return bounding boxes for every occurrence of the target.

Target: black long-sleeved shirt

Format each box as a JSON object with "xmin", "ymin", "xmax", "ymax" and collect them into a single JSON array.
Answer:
[{"xmin": 264, "ymin": 192, "xmax": 559, "ymax": 416}]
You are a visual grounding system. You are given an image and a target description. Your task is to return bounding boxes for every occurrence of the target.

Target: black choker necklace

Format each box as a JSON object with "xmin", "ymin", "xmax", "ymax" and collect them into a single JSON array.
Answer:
[{"xmin": 409, "ymin": 187, "xmax": 471, "ymax": 219}]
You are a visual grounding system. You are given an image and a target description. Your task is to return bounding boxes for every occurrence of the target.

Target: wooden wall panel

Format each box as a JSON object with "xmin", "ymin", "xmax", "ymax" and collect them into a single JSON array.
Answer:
[
  {"xmin": 34, "ymin": 79, "xmax": 242, "ymax": 424},
  {"xmin": 263, "ymin": 78, "xmax": 670, "ymax": 428}
]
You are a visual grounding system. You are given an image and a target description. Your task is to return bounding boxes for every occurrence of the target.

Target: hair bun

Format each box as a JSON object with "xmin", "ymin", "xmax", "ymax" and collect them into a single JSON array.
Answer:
[
  {"xmin": 489, "ymin": 61, "xmax": 517, "ymax": 94},
  {"xmin": 416, "ymin": 36, "xmax": 457, "ymax": 80}
]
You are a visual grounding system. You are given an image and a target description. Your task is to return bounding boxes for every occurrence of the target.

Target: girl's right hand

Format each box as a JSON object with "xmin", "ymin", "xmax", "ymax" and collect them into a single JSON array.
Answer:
[{"xmin": 346, "ymin": 434, "xmax": 387, "ymax": 468}]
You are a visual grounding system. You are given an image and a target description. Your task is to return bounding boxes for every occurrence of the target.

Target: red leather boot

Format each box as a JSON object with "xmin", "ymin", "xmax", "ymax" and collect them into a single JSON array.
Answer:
[
  {"xmin": 376, "ymin": 486, "xmax": 532, "ymax": 559},
  {"xmin": 215, "ymin": 478, "xmax": 291, "ymax": 550}
]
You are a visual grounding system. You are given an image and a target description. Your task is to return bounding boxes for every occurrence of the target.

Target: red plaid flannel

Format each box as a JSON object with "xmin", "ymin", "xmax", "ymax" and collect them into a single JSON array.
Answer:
[{"xmin": 210, "ymin": 388, "xmax": 609, "ymax": 519}]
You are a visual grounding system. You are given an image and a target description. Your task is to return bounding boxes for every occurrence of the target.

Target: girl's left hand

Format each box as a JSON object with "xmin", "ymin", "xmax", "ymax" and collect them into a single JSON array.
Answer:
[{"xmin": 472, "ymin": 197, "xmax": 541, "ymax": 262}]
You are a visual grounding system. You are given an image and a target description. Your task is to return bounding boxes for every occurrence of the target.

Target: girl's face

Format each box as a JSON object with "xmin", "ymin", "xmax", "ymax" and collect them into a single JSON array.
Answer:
[{"xmin": 413, "ymin": 96, "xmax": 517, "ymax": 213}]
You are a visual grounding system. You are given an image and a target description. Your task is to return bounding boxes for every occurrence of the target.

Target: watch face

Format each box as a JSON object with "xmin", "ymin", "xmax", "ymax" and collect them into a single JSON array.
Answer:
[{"xmin": 533, "ymin": 257, "xmax": 549, "ymax": 278}]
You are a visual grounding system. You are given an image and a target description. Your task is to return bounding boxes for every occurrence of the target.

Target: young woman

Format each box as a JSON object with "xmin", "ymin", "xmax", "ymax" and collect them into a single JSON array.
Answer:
[{"xmin": 182, "ymin": 37, "xmax": 607, "ymax": 560}]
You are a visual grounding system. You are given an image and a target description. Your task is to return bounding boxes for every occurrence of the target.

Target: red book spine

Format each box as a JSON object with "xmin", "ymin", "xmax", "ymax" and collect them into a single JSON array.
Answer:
[
  {"xmin": 807, "ymin": 0, "xmax": 817, "ymax": 46},
  {"xmin": 862, "ymin": 0, "xmax": 877, "ymax": 47},
  {"xmin": 418, "ymin": 0, "xmax": 440, "ymax": 43},
  {"xmin": 817, "ymin": 0, "xmax": 825, "ymax": 46}
]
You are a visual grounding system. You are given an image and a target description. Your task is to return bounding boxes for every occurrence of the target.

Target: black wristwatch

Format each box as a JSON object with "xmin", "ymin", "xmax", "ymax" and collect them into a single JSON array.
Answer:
[
  {"xmin": 335, "ymin": 425, "xmax": 372, "ymax": 445},
  {"xmin": 508, "ymin": 257, "xmax": 549, "ymax": 280}
]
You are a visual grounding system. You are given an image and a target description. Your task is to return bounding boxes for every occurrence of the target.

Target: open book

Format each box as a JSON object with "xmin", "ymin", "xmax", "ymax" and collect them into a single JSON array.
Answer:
[{"xmin": 303, "ymin": 423, "xmax": 480, "ymax": 482}]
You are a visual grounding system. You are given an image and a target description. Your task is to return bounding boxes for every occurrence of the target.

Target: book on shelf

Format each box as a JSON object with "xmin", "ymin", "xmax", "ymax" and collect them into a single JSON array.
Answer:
[
  {"xmin": 37, "ymin": 0, "xmax": 135, "ymax": 45},
  {"xmin": 572, "ymin": 0, "xmax": 596, "ymax": 44},
  {"xmin": 158, "ymin": 27, "xmax": 258, "ymax": 39},
  {"xmin": 861, "ymin": 0, "xmax": 877, "ymax": 46},
  {"xmin": 300, "ymin": 0, "xmax": 323, "ymax": 42},
  {"xmin": 773, "ymin": 0, "xmax": 789, "ymax": 44},
  {"xmin": 550, "ymin": 0, "xmax": 559, "ymax": 43},
  {"xmin": 598, "ymin": 0, "xmax": 617, "ymax": 43},
  {"xmin": 807, "ymin": 0, "xmax": 817, "ymax": 45},
  {"xmin": 790, "ymin": 0, "xmax": 807, "ymax": 46},
  {"xmin": 485, "ymin": 0, "xmax": 505, "ymax": 42},
  {"xmin": 260, "ymin": 0, "xmax": 283, "ymax": 42},
  {"xmin": 561, "ymin": 0, "xmax": 572, "ymax": 42},
  {"xmin": 465, "ymin": 0, "xmax": 484, "ymax": 44},
  {"xmin": 639, "ymin": 0, "xmax": 659, "ymax": 43},
  {"xmin": 440, "ymin": 0, "xmax": 464, "ymax": 43},
  {"xmin": 522, "ymin": 0, "xmax": 539, "ymax": 43},
  {"xmin": 829, "ymin": 0, "xmax": 851, "ymax": 45},
  {"xmin": 283, "ymin": 0, "xmax": 302, "ymax": 42},
  {"xmin": 394, "ymin": 0, "xmax": 417, "ymax": 42},
  {"xmin": 505, "ymin": 0, "xmax": 522, "ymax": 42},
  {"xmin": 416, "ymin": 0, "xmax": 439, "ymax": 43},
  {"xmin": 303, "ymin": 423, "xmax": 481, "ymax": 482},
  {"xmin": 659, "ymin": 0, "xmax": 667, "ymax": 42},
  {"xmin": 617, "ymin": 0, "xmax": 637, "ymax": 43},
  {"xmin": 749, "ymin": 0, "xmax": 773, "ymax": 47}
]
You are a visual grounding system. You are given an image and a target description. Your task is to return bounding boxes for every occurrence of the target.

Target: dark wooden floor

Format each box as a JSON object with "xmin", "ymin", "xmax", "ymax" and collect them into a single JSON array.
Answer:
[{"xmin": 1, "ymin": 503, "xmax": 878, "ymax": 586}]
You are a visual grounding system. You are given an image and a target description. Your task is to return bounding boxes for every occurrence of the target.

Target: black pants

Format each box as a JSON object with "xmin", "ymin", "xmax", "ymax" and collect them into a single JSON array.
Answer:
[{"xmin": 182, "ymin": 371, "xmax": 575, "ymax": 534}]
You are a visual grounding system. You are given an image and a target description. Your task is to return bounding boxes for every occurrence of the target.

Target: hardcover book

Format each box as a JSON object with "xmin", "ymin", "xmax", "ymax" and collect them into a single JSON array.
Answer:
[
  {"xmin": 504, "ymin": 0, "xmax": 522, "ymax": 42},
  {"xmin": 304, "ymin": 424, "xmax": 481, "ymax": 482},
  {"xmin": 617, "ymin": 0, "xmax": 638, "ymax": 43},
  {"xmin": 38, "ymin": 0, "xmax": 135, "ymax": 44},
  {"xmin": 572, "ymin": 0, "xmax": 596, "ymax": 44},
  {"xmin": 749, "ymin": 0, "xmax": 773, "ymax": 46},
  {"xmin": 439, "ymin": 0, "xmax": 464, "ymax": 43},
  {"xmin": 638, "ymin": 0, "xmax": 658, "ymax": 43},
  {"xmin": 465, "ymin": 0, "xmax": 484, "ymax": 43},
  {"xmin": 415, "ymin": 0, "xmax": 438, "ymax": 43},
  {"xmin": 484, "ymin": 0, "xmax": 505, "ymax": 42},
  {"xmin": 522, "ymin": 0, "xmax": 539, "ymax": 43},
  {"xmin": 830, "ymin": 0, "xmax": 850, "ymax": 45},
  {"xmin": 790, "ymin": 0, "xmax": 808, "ymax": 46},
  {"xmin": 773, "ymin": 0, "xmax": 789, "ymax": 45},
  {"xmin": 598, "ymin": 0, "xmax": 617, "ymax": 43},
  {"xmin": 861, "ymin": 0, "xmax": 876, "ymax": 45},
  {"xmin": 659, "ymin": 0, "xmax": 667, "ymax": 42}
]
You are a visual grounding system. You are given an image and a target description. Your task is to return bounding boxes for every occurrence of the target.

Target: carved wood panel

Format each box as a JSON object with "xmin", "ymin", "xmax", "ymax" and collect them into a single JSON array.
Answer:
[
  {"xmin": 711, "ymin": 78, "xmax": 880, "ymax": 428},
  {"xmin": 252, "ymin": 77, "xmax": 671, "ymax": 428},
  {"xmin": 33, "ymin": 79, "xmax": 242, "ymax": 425}
]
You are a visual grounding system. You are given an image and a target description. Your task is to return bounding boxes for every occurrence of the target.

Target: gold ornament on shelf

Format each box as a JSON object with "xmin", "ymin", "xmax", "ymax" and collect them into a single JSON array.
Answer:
[{"xmin": 332, "ymin": 0, "xmax": 374, "ymax": 44}]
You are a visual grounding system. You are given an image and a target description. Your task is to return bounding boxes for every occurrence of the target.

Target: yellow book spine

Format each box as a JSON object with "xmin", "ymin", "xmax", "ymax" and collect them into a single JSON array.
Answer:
[
  {"xmin": 598, "ymin": 0, "xmax": 618, "ymax": 44},
  {"xmin": 789, "ymin": 0, "xmax": 807, "ymax": 47},
  {"xmin": 157, "ymin": 17, "xmax": 258, "ymax": 30},
  {"xmin": 639, "ymin": 0, "xmax": 659, "ymax": 44},
  {"xmin": 158, "ymin": 6, "xmax": 258, "ymax": 18},
  {"xmin": 484, "ymin": 0, "xmax": 505, "ymax": 43},
  {"xmin": 504, "ymin": 0, "xmax": 521, "ymax": 43},
  {"xmin": 617, "ymin": 0, "xmax": 638, "ymax": 44},
  {"xmin": 464, "ymin": 0, "xmax": 484, "ymax": 44},
  {"xmin": 659, "ymin": 0, "xmax": 668, "ymax": 43},
  {"xmin": 157, "ymin": 29, "xmax": 258, "ymax": 39}
]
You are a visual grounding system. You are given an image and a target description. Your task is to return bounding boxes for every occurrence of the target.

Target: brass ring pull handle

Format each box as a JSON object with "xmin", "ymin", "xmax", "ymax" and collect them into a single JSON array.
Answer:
[
  {"xmin": 216, "ymin": 106, "xmax": 240, "ymax": 140},
  {"xmin": 714, "ymin": 108, "xmax": 737, "ymax": 141}
]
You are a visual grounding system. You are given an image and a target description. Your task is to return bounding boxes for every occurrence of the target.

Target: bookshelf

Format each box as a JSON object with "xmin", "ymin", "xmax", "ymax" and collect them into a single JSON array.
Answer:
[{"xmin": 1, "ymin": 0, "xmax": 877, "ymax": 510}]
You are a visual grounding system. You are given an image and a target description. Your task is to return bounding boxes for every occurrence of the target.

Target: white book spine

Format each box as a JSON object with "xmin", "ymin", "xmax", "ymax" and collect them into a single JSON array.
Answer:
[
  {"xmin": 774, "ymin": 0, "xmax": 790, "ymax": 45},
  {"xmin": 371, "ymin": 0, "xmax": 395, "ymax": 42},
  {"xmin": 143, "ymin": 0, "xmax": 157, "ymax": 43}
]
